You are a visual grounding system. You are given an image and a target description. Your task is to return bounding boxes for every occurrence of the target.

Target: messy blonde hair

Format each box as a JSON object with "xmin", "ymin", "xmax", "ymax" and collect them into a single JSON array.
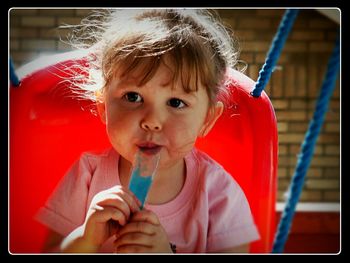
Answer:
[{"xmin": 67, "ymin": 9, "xmax": 240, "ymax": 104}]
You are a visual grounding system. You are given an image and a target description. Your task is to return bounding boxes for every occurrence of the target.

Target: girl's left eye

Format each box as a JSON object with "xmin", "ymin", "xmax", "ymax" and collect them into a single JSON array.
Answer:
[
  {"xmin": 167, "ymin": 98, "xmax": 187, "ymax": 109},
  {"xmin": 123, "ymin": 92, "xmax": 143, "ymax": 103}
]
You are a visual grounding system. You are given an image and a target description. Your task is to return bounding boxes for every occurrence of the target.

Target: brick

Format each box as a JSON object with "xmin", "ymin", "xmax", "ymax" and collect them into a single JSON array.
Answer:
[
  {"xmin": 324, "ymin": 145, "xmax": 340, "ymax": 155},
  {"xmin": 9, "ymin": 9, "xmax": 38, "ymax": 15},
  {"xmin": 307, "ymin": 111, "xmax": 339, "ymax": 121},
  {"xmin": 284, "ymin": 65, "xmax": 295, "ymax": 97},
  {"xmin": 57, "ymin": 17, "xmax": 83, "ymax": 26},
  {"xmin": 295, "ymin": 65, "xmax": 307, "ymax": 97},
  {"xmin": 289, "ymin": 144, "xmax": 301, "ymax": 154},
  {"xmin": 254, "ymin": 53, "xmax": 268, "ymax": 64},
  {"xmin": 307, "ymin": 168, "xmax": 323, "ymax": 178},
  {"xmin": 278, "ymin": 156, "xmax": 297, "ymax": 167},
  {"xmin": 234, "ymin": 30, "xmax": 256, "ymax": 41},
  {"xmin": 278, "ymin": 133, "xmax": 305, "ymax": 143},
  {"xmin": 242, "ymin": 41, "xmax": 271, "ymax": 52},
  {"xmin": 306, "ymin": 179, "xmax": 339, "ymax": 190},
  {"xmin": 310, "ymin": 156, "xmax": 339, "ymax": 167},
  {"xmin": 271, "ymin": 69, "xmax": 283, "ymax": 98},
  {"xmin": 299, "ymin": 190, "xmax": 322, "ymax": 202},
  {"xmin": 277, "ymin": 191, "xmax": 288, "ymax": 202},
  {"xmin": 275, "ymin": 110, "xmax": 307, "ymax": 121},
  {"xmin": 325, "ymin": 122, "xmax": 340, "ymax": 133},
  {"xmin": 39, "ymin": 28, "xmax": 60, "ymax": 39},
  {"xmin": 309, "ymin": 19, "xmax": 337, "ymax": 29},
  {"xmin": 307, "ymin": 60, "xmax": 320, "ymax": 98},
  {"xmin": 309, "ymin": 42, "xmax": 335, "ymax": 52},
  {"xmin": 256, "ymin": 53, "xmax": 291, "ymax": 64},
  {"xmin": 290, "ymin": 99, "xmax": 307, "ymax": 110},
  {"xmin": 272, "ymin": 99, "xmax": 288, "ymax": 109},
  {"xmin": 278, "ymin": 145, "xmax": 288, "ymax": 155},
  {"xmin": 256, "ymin": 9, "xmax": 285, "ymax": 17},
  {"xmin": 9, "ymin": 16, "xmax": 21, "ymax": 27},
  {"xmin": 277, "ymin": 178, "xmax": 291, "ymax": 190},
  {"xmin": 21, "ymin": 17, "xmax": 55, "ymax": 27},
  {"xmin": 290, "ymin": 144, "xmax": 323, "ymax": 155},
  {"xmin": 323, "ymin": 167, "xmax": 340, "ymax": 178},
  {"xmin": 332, "ymin": 79, "xmax": 340, "ymax": 99},
  {"xmin": 57, "ymin": 41, "xmax": 74, "ymax": 51},
  {"xmin": 239, "ymin": 52, "xmax": 254, "ymax": 64},
  {"xmin": 277, "ymin": 122, "xmax": 288, "ymax": 132},
  {"xmin": 317, "ymin": 134, "xmax": 340, "ymax": 144},
  {"xmin": 290, "ymin": 30, "xmax": 324, "ymax": 41},
  {"xmin": 10, "ymin": 28, "xmax": 38, "ymax": 38},
  {"xmin": 288, "ymin": 122, "xmax": 308, "ymax": 132},
  {"xmin": 39, "ymin": 9, "xmax": 76, "ymax": 16},
  {"xmin": 290, "ymin": 18, "xmax": 308, "ymax": 29},
  {"xmin": 247, "ymin": 64, "xmax": 259, "ymax": 80},
  {"xmin": 323, "ymin": 191, "xmax": 340, "ymax": 202},
  {"xmin": 283, "ymin": 42, "xmax": 308, "ymax": 52},
  {"xmin": 264, "ymin": 79, "xmax": 271, "ymax": 95},
  {"xmin": 329, "ymin": 100, "xmax": 340, "ymax": 109},
  {"xmin": 255, "ymin": 30, "xmax": 276, "ymax": 41},
  {"xmin": 278, "ymin": 167, "xmax": 288, "ymax": 178},
  {"xmin": 21, "ymin": 40, "xmax": 56, "ymax": 51},
  {"xmin": 221, "ymin": 18, "xmax": 236, "ymax": 28},
  {"xmin": 236, "ymin": 18, "xmax": 271, "ymax": 29},
  {"xmin": 75, "ymin": 9, "xmax": 95, "ymax": 16},
  {"xmin": 326, "ymin": 31, "xmax": 338, "ymax": 41},
  {"xmin": 10, "ymin": 40, "xmax": 20, "ymax": 51}
]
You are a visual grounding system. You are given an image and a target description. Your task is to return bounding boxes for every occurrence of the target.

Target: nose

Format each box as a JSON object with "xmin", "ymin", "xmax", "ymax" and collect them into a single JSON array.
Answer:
[{"xmin": 140, "ymin": 110, "xmax": 163, "ymax": 132}]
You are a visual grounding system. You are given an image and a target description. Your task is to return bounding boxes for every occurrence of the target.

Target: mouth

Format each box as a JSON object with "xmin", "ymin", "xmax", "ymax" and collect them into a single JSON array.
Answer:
[{"xmin": 137, "ymin": 142, "xmax": 162, "ymax": 155}]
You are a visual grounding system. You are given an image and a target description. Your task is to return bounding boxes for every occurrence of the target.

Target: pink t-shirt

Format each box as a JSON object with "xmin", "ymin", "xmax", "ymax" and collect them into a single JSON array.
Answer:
[{"xmin": 36, "ymin": 147, "xmax": 259, "ymax": 253}]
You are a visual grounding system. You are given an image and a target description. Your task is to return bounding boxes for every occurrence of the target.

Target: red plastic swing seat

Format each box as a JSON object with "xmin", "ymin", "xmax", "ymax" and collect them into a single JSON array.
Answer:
[{"xmin": 10, "ymin": 51, "xmax": 278, "ymax": 253}]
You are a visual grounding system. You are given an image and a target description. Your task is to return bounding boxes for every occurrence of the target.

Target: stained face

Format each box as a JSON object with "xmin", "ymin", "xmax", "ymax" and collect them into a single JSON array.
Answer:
[{"xmin": 98, "ymin": 58, "xmax": 222, "ymax": 170}]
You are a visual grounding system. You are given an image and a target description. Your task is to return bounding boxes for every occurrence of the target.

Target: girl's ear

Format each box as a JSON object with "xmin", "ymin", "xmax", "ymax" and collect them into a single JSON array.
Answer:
[
  {"xmin": 199, "ymin": 101, "xmax": 224, "ymax": 137},
  {"xmin": 96, "ymin": 101, "xmax": 107, "ymax": 124},
  {"xmin": 95, "ymin": 90, "xmax": 107, "ymax": 124},
  {"xmin": 95, "ymin": 91, "xmax": 107, "ymax": 124}
]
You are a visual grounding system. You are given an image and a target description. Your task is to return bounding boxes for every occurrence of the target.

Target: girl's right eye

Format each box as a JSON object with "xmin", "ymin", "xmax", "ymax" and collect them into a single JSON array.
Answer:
[{"xmin": 123, "ymin": 92, "xmax": 143, "ymax": 103}]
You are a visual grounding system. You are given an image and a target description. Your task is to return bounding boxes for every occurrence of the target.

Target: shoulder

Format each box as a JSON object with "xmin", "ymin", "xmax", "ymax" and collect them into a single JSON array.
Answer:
[
  {"xmin": 189, "ymin": 148, "xmax": 249, "ymax": 212},
  {"xmin": 63, "ymin": 147, "xmax": 118, "ymax": 185},
  {"xmin": 77, "ymin": 147, "xmax": 118, "ymax": 170},
  {"xmin": 189, "ymin": 148, "xmax": 240, "ymax": 192}
]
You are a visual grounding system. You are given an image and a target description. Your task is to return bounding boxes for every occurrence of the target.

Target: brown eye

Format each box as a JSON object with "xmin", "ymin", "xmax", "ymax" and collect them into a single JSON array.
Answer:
[
  {"xmin": 167, "ymin": 98, "xmax": 187, "ymax": 108},
  {"xmin": 123, "ymin": 92, "xmax": 142, "ymax": 103}
]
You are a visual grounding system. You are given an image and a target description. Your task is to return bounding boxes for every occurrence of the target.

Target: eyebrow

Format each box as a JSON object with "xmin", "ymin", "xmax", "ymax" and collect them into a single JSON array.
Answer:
[{"xmin": 115, "ymin": 75, "xmax": 200, "ymax": 101}]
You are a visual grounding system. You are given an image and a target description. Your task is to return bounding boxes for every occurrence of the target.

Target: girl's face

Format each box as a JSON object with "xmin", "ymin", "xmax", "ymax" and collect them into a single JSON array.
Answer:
[{"xmin": 97, "ymin": 60, "xmax": 223, "ymax": 170}]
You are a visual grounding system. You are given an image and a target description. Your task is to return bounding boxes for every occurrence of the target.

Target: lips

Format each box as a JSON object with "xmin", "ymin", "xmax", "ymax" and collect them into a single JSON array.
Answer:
[{"xmin": 137, "ymin": 142, "xmax": 162, "ymax": 155}]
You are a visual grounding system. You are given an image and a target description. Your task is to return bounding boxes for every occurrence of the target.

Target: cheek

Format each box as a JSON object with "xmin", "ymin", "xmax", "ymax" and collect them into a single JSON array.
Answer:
[
  {"xmin": 105, "ymin": 104, "xmax": 138, "ymax": 141},
  {"xmin": 164, "ymin": 117, "xmax": 202, "ymax": 149}
]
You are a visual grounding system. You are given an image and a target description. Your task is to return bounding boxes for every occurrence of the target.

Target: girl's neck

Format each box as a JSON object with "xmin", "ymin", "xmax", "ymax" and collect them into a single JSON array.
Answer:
[{"xmin": 118, "ymin": 155, "xmax": 186, "ymax": 206}]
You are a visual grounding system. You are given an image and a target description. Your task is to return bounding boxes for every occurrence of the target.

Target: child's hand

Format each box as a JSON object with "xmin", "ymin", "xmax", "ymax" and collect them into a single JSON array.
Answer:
[
  {"xmin": 82, "ymin": 185, "xmax": 141, "ymax": 248},
  {"xmin": 113, "ymin": 209, "xmax": 173, "ymax": 253}
]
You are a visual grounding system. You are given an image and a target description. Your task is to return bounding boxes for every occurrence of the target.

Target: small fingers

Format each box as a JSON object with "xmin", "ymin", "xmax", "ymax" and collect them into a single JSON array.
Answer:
[
  {"xmin": 96, "ymin": 194, "xmax": 132, "ymax": 221},
  {"xmin": 115, "ymin": 244, "xmax": 151, "ymax": 253},
  {"xmin": 114, "ymin": 232, "xmax": 152, "ymax": 253},
  {"xmin": 129, "ymin": 209, "xmax": 160, "ymax": 225},
  {"xmin": 92, "ymin": 206, "xmax": 128, "ymax": 226},
  {"xmin": 115, "ymin": 221, "xmax": 156, "ymax": 239},
  {"xmin": 93, "ymin": 186, "xmax": 141, "ymax": 219}
]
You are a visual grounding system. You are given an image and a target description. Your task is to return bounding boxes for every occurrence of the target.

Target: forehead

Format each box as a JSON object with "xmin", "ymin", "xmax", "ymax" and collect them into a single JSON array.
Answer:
[{"xmin": 114, "ymin": 54, "xmax": 203, "ymax": 93}]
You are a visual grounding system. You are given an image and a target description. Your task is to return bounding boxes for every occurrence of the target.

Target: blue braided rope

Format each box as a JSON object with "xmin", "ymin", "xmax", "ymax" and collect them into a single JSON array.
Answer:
[
  {"xmin": 251, "ymin": 9, "xmax": 299, "ymax": 98},
  {"xmin": 272, "ymin": 35, "xmax": 340, "ymax": 253},
  {"xmin": 10, "ymin": 58, "xmax": 20, "ymax": 87}
]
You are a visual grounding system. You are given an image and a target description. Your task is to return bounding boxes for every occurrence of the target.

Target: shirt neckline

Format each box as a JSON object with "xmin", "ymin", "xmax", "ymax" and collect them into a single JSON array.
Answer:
[{"xmin": 111, "ymin": 148, "xmax": 199, "ymax": 219}]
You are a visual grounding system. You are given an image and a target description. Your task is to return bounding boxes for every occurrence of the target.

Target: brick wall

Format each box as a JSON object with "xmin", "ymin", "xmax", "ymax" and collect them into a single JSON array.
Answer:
[{"xmin": 9, "ymin": 8, "xmax": 340, "ymax": 203}]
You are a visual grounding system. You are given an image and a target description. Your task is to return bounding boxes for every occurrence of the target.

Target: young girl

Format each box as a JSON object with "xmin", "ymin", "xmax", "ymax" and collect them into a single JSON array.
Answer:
[{"xmin": 36, "ymin": 8, "xmax": 260, "ymax": 253}]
